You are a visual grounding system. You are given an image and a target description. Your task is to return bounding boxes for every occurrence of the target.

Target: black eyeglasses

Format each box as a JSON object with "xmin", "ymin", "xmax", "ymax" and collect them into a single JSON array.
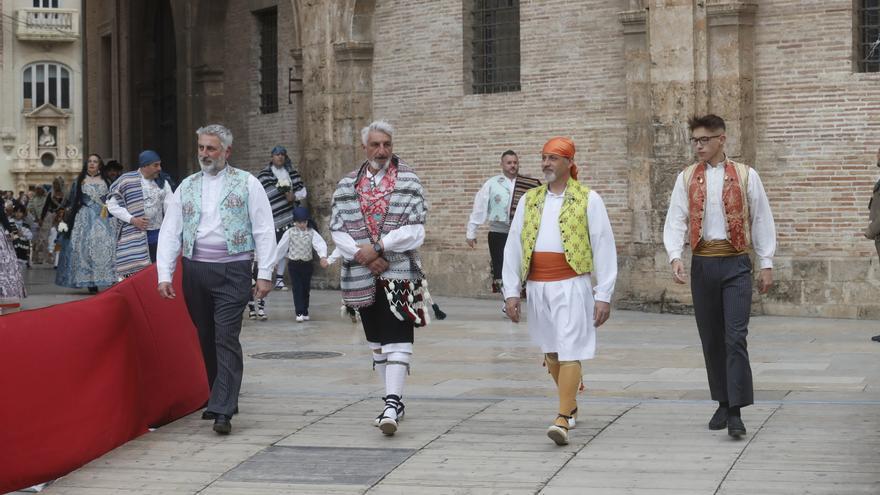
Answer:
[{"xmin": 689, "ymin": 135, "xmax": 722, "ymax": 145}]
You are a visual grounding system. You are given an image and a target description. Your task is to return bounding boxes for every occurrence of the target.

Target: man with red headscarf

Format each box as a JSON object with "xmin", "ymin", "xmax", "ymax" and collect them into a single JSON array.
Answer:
[
  {"xmin": 502, "ymin": 137, "xmax": 618, "ymax": 446},
  {"xmin": 663, "ymin": 114, "xmax": 776, "ymax": 439}
]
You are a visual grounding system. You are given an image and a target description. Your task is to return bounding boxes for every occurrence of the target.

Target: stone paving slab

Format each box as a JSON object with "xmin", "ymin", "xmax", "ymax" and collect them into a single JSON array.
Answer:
[{"xmin": 10, "ymin": 267, "xmax": 880, "ymax": 495}]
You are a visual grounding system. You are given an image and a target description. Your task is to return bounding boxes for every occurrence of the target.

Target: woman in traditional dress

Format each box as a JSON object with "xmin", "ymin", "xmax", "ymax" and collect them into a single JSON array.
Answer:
[
  {"xmin": 0, "ymin": 205, "xmax": 26, "ymax": 314},
  {"xmin": 55, "ymin": 154, "xmax": 117, "ymax": 292}
]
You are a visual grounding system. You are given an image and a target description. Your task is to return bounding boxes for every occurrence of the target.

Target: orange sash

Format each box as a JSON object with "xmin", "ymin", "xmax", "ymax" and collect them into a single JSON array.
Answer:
[{"xmin": 528, "ymin": 252, "xmax": 578, "ymax": 282}]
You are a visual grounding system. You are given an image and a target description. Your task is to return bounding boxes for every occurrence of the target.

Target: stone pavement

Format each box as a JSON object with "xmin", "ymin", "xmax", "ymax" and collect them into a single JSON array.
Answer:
[{"xmin": 11, "ymin": 267, "xmax": 880, "ymax": 494}]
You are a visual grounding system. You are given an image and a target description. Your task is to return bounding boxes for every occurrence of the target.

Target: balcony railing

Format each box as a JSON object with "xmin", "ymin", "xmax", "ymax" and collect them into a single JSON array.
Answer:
[{"xmin": 14, "ymin": 9, "xmax": 80, "ymax": 43}]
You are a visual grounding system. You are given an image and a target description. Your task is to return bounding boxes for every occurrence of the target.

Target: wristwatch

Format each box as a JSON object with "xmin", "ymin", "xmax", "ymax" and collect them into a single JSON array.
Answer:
[{"xmin": 373, "ymin": 242, "xmax": 384, "ymax": 254}]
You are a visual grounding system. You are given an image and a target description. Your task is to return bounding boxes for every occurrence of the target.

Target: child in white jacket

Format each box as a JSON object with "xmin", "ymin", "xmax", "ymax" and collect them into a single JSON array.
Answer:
[{"xmin": 270, "ymin": 207, "xmax": 327, "ymax": 322}]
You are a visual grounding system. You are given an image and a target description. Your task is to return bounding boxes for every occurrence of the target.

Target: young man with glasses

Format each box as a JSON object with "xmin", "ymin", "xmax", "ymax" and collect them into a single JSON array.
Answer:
[{"xmin": 663, "ymin": 114, "xmax": 777, "ymax": 439}]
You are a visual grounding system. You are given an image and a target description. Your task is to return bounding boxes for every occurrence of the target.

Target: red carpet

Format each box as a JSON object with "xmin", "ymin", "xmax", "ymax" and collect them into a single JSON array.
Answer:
[{"xmin": 0, "ymin": 264, "xmax": 209, "ymax": 493}]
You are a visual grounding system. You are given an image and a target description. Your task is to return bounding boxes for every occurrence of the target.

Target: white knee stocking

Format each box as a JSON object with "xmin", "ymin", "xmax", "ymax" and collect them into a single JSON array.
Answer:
[
  {"xmin": 372, "ymin": 351, "xmax": 388, "ymax": 386},
  {"xmin": 385, "ymin": 351, "xmax": 411, "ymax": 399}
]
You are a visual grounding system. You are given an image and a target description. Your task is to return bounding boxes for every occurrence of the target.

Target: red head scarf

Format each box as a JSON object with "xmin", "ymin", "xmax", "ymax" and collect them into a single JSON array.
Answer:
[{"xmin": 542, "ymin": 137, "xmax": 578, "ymax": 180}]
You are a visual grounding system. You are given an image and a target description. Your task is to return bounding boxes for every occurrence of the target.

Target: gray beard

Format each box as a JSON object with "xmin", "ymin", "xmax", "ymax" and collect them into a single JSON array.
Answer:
[
  {"xmin": 543, "ymin": 171, "xmax": 557, "ymax": 183},
  {"xmin": 199, "ymin": 156, "xmax": 226, "ymax": 175},
  {"xmin": 368, "ymin": 159, "xmax": 387, "ymax": 171}
]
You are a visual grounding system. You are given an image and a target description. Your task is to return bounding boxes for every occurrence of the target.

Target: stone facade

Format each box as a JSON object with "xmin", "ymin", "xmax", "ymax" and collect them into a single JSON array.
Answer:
[
  {"xmin": 0, "ymin": 0, "xmax": 83, "ymax": 191},
  {"xmin": 82, "ymin": 0, "xmax": 880, "ymax": 318}
]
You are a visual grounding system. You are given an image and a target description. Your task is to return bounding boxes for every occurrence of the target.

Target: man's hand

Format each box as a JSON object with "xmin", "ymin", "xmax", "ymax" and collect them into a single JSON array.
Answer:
[
  {"xmin": 367, "ymin": 257, "xmax": 389, "ymax": 275},
  {"xmin": 354, "ymin": 243, "xmax": 380, "ymax": 265},
  {"xmin": 466, "ymin": 238, "xmax": 477, "ymax": 249},
  {"xmin": 671, "ymin": 259, "xmax": 687, "ymax": 284},
  {"xmin": 505, "ymin": 297, "xmax": 521, "ymax": 323},
  {"xmin": 594, "ymin": 301, "xmax": 611, "ymax": 328},
  {"xmin": 285, "ymin": 191, "xmax": 295, "ymax": 203},
  {"xmin": 319, "ymin": 257, "xmax": 329, "ymax": 268},
  {"xmin": 253, "ymin": 279, "xmax": 272, "ymax": 299},
  {"xmin": 131, "ymin": 217, "xmax": 149, "ymax": 230},
  {"xmin": 757, "ymin": 268, "xmax": 773, "ymax": 294},
  {"xmin": 157, "ymin": 282, "xmax": 176, "ymax": 299}
]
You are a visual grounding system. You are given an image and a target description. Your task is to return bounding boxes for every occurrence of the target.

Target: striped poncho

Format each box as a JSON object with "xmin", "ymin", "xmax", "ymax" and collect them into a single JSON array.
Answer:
[
  {"xmin": 330, "ymin": 156, "xmax": 427, "ymax": 308},
  {"xmin": 256, "ymin": 161, "xmax": 306, "ymax": 231},
  {"xmin": 106, "ymin": 171, "xmax": 151, "ymax": 277}
]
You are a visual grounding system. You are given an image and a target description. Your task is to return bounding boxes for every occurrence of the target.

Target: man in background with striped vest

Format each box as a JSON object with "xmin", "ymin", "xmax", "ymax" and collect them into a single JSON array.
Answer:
[
  {"xmin": 466, "ymin": 150, "xmax": 540, "ymax": 304},
  {"xmin": 107, "ymin": 150, "xmax": 173, "ymax": 277},
  {"xmin": 663, "ymin": 114, "xmax": 777, "ymax": 439},
  {"xmin": 502, "ymin": 137, "xmax": 618, "ymax": 446}
]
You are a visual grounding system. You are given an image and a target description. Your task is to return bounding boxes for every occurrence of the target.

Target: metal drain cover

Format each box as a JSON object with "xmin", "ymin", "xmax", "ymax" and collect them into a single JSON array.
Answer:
[{"xmin": 251, "ymin": 351, "xmax": 343, "ymax": 360}]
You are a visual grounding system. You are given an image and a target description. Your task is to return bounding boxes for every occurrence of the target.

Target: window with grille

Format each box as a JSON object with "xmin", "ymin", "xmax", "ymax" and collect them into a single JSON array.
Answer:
[
  {"xmin": 255, "ymin": 7, "xmax": 278, "ymax": 114},
  {"xmin": 470, "ymin": 0, "xmax": 520, "ymax": 94},
  {"xmin": 33, "ymin": 0, "xmax": 59, "ymax": 7},
  {"xmin": 22, "ymin": 62, "xmax": 71, "ymax": 109},
  {"xmin": 858, "ymin": 0, "xmax": 880, "ymax": 72}
]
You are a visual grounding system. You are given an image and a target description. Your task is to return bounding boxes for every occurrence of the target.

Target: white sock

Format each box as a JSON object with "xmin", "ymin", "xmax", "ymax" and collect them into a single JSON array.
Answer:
[
  {"xmin": 372, "ymin": 352, "xmax": 388, "ymax": 387},
  {"xmin": 385, "ymin": 351, "xmax": 411, "ymax": 400}
]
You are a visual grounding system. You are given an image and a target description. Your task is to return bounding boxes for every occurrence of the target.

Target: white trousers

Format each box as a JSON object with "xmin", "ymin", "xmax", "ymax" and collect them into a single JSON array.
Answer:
[{"xmin": 526, "ymin": 274, "xmax": 596, "ymax": 362}]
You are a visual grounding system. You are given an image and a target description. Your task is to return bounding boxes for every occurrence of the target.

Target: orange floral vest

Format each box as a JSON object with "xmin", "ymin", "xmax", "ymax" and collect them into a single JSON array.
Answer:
[{"xmin": 684, "ymin": 160, "xmax": 751, "ymax": 252}]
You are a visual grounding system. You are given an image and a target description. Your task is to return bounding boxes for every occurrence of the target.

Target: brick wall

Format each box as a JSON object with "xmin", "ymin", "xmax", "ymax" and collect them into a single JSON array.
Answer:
[
  {"xmin": 752, "ymin": 0, "xmax": 880, "ymax": 317},
  {"xmin": 362, "ymin": 0, "xmax": 880, "ymax": 317},
  {"xmin": 222, "ymin": 0, "xmax": 300, "ymax": 174},
  {"xmin": 371, "ymin": 0, "xmax": 631, "ymax": 297}
]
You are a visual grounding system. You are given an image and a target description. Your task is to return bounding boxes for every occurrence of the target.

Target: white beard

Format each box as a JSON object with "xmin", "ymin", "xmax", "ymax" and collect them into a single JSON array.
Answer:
[
  {"xmin": 543, "ymin": 171, "xmax": 557, "ymax": 183},
  {"xmin": 368, "ymin": 159, "xmax": 387, "ymax": 171},
  {"xmin": 199, "ymin": 156, "xmax": 226, "ymax": 175}
]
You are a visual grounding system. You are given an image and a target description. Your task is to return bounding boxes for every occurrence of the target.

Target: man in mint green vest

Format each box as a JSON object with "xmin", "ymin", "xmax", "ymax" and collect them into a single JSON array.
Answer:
[
  {"xmin": 467, "ymin": 150, "xmax": 541, "ymax": 304},
  {"xmin": 156, "ymin": 124, "xmax": 277, "ymax": 435}
]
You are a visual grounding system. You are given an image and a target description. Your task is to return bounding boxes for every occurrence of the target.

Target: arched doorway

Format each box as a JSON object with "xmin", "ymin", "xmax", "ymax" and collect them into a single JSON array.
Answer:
[
  {"xmin": 130, "ymin": 0, "xmax": 179, "ymax": 182},
  {"xmin": 151, "ymin": 0, "xmax": 178, "ymax": 183}
]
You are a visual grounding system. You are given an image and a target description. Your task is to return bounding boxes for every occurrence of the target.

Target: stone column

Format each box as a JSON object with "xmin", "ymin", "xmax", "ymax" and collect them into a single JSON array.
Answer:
[
  {"xmin": 617, "ymin": 0, "xmax": 759, "ymax": 312},
  {"xmin": 706, "ymin": 0, "xmax": 757, "ymax": 164},
  {"xmin": 295, "ymin": 0, "xmax": 375, "ymax": 289}
]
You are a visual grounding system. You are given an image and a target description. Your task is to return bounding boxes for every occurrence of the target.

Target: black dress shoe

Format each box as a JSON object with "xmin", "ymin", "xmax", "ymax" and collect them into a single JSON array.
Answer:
[
  {"xmin": 727, "ymin": 416, "xmax": 746, "ymax": 438},
  {"xmin": 213, "ymin": 415, "xmax": 232, "ymax": 434},
  {"xmin": 708, "ymin": 406, "xmax": 728, "ymax": 430},
  {"xmin": 202, "ymin": 407, "xmax": 239, "ymax": 420},
  {"xmin": 872, "ymin": 335, "xmax": 880, "ymax": 342}
]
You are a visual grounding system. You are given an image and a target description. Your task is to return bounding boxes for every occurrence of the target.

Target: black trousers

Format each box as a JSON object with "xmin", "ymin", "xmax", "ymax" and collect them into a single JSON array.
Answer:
[
  {"xmin": 691, "ymin": 254, "xmax": 754, "ymax": 408},
  {"xmin": 487, "ymin": 231, "xmax": 508, "ymax": 281},
  {"xmin": 359, "ymin": 281, "xmax": 414, "ymax": 345},
  {"xmin": 288, "ymin": 260, "xmax": 313, "ymax": 316},
  {"xmin": 182, "ymin": 258, "xmax": 252, "ymax": 416}
]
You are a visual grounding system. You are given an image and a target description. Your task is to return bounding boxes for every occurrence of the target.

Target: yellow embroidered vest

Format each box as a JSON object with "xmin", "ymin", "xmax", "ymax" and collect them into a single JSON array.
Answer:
[{"xmin": 520, "ymin": 179, "xmax": 593, "ymax": 280}]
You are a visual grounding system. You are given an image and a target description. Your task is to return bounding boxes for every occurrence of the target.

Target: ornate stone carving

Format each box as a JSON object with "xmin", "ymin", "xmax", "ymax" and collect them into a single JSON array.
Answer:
[{"xmin": 17, "ymin": 144, "xmax": 30, "ymax": 159}]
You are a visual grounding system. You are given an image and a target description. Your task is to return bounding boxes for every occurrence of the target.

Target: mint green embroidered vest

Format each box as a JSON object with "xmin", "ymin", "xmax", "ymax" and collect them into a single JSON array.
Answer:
[
  {"xmin": 520, "ymin": 179, "xmax": 592, "ymax": 280},
  {"xmin": 180, "ymin": 166, "xmax": 255, "ymax": 257},
  {"xmin": 486, "ymin": 175, "xmax": 512, "ymax": 223}
]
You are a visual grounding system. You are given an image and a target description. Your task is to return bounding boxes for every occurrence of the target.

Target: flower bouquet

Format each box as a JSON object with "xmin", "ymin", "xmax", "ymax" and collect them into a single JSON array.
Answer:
[{"xmin": 276, "ymin": 178, "xmax": 292, "ymax": 194}]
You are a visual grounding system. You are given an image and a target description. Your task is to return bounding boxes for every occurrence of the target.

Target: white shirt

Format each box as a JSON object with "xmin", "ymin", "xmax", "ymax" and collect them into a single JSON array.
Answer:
[
  {"xmin": 502, "ymin": 187, "xmax": 618, "ymax": 303},
  {"xmin": 107, "ymin": 172, "xmax": 173, "ymax": 229},
  {"xmin": 156, "ymin": 166, "xmax": 277, "ymax": 284},
  {"xmin": 466, "ymin": 175, "xmax": 515, "ymax": 238},
  {"xmin": 270, "ymin": 227, "xmax": 328, "ymax": 268},
  {"xmin": 663, "ymin": 160, "xmax": 777, "ymax": 269}
]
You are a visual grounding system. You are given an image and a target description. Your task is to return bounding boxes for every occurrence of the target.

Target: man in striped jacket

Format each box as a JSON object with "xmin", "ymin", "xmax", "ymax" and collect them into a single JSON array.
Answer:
[
  {"xmin": 107, "ymin": 150, "xmax": 173, "ymax": 277},
  {"xmin": 330, "ymin": 120, "xmax": 427, "ymax": 437},
  {"xmin": 256, "ymin": 145, "xmax": 307, "ymax": 290}
]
